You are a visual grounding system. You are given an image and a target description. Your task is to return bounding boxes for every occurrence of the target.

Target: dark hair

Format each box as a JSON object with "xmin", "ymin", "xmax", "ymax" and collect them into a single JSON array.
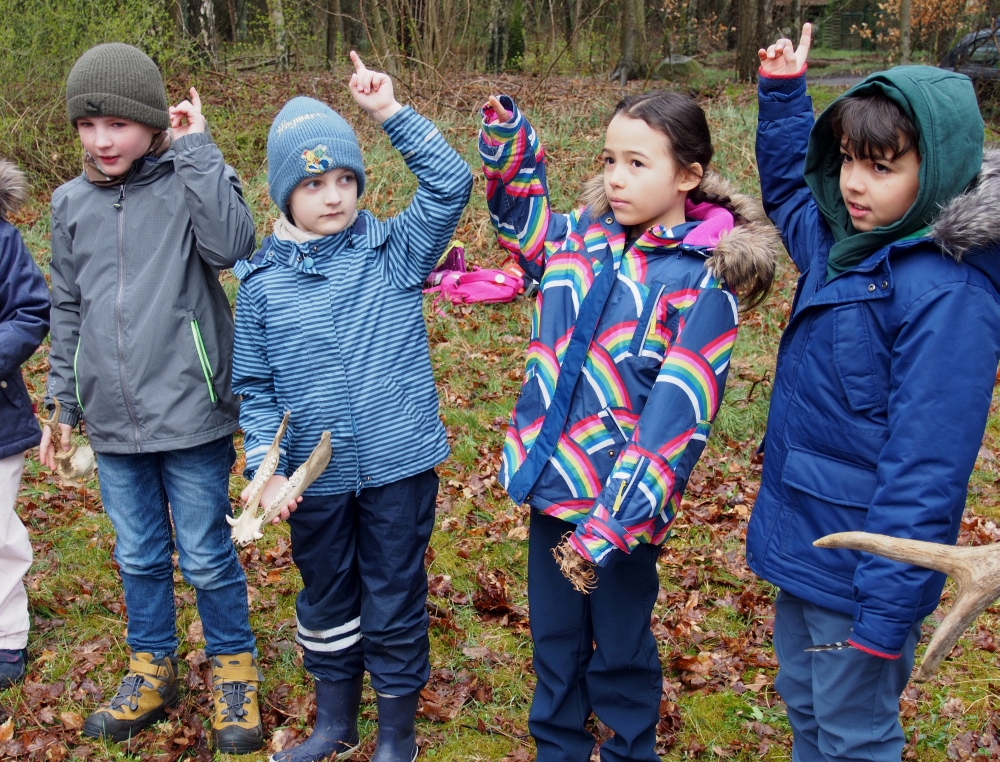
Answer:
[
  {"xmin": 612, "ymin": 91, "xmax": 740, "ymax": 219},
  {"xmin": 829, "ymin": 94, "xmax": 920, "ymax": 162}
]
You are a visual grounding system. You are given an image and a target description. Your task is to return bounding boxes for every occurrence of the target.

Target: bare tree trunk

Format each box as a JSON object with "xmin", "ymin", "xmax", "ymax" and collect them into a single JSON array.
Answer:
[
  {"xmin": 791, "ymin": 0, "xmax": 800, "ymax": 35},
  {"xmin": 612, "ymin": 0, "xmax": 646, "ymax": 83},
  {"xmin": 365, "ymin": 0, "xmax": 398, "ymax": 74},
  {"xmin": 899, "ymin": 0, "xmax": 911, "ymax": 64},
  {"xmin": 199, "ymin": 0, "xmax": 219, "ymax": 65},
  {"xmin": 268, "ymin": 0, "xmax": 290, "ymax": 70},
  {"xmin": 735, "ymin": 0, "xmax": 758, "ymax": 80},
  {"xmin": 326, "ymin": 0, "xmax": 343, "ymax": 63},
  {"xmin": 486, "ymin": 0, "xmax": 512, "ymax": 72}
]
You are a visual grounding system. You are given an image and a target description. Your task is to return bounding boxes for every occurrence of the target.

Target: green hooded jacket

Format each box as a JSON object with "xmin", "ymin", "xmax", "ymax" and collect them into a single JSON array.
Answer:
[{"xmin": 803, "ymin": 66, "xmax": 984, "ymax": 280}]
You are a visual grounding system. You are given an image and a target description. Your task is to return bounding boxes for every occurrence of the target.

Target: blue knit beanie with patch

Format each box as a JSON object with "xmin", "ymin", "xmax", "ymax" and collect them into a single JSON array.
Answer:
[{"xmin": 267, "ymin": 96, "xmax": 366, "ymax": 215}]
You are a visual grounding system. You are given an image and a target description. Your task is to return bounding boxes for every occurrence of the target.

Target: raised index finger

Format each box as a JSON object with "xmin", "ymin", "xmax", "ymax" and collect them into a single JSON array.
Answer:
[
  {"xmin": 796, "ymin": 23, "xmax": 812, "ymax": 62},
  {"xmin": 350, "ymin": 50, "xmax": 367, "ymax": 74},
  {"xmin": 189, "ymin": 87, "xmax": 202, "ymax": 112}
]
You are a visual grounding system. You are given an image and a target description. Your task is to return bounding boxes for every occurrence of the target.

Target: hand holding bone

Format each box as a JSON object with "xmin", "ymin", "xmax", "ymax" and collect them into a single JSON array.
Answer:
[
  {"xmin": 38, "ymin": 400, "xmax": 96, "ymax": 487},
  {"xmin": 228, "ymin": 412, "xmax": 332, "ymax": 546}
]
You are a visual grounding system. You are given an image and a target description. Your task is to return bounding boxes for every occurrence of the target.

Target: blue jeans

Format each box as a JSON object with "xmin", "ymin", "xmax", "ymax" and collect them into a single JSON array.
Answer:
[
  {"xmin": 773, "ymin": 590, "xmax": 921, "ymax": 762},
  {"xmin": 96, "ymin": 436, "xmax": 255, "ymax": 658}
]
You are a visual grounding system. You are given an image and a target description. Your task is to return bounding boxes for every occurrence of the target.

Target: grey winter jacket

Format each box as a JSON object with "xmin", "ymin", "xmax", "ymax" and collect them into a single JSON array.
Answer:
[{"xmin": 47, "ymin": 132, "xmax": 254, "ymax": 453}]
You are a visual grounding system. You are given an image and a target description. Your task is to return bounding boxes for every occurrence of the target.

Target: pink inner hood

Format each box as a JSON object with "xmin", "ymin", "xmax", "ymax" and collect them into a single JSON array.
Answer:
[{"xmin": 681, "ymin": 199, "xmax": 735, "ymax": 248}]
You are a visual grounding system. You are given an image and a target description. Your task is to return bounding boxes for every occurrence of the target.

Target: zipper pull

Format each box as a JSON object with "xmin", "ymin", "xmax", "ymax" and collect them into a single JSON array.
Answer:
[{"xmin": 114, "ymin": 186, "xmax": 124, "ymax": 210}]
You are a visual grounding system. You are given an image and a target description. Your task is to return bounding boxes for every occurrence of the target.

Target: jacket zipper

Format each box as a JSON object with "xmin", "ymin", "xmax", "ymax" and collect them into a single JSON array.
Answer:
[
  {"xmin": 115, "ymin": 184, "xmax": 143, "ymax": 450},
  {"xmin": 189, "ymin": 318, "xmax": 219, "ymax": 403}
]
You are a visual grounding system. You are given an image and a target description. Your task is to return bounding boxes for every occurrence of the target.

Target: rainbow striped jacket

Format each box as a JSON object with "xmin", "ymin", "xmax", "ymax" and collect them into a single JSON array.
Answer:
[{"xmin": 480, "ymin": 98, "xmax": 743, "ymax": 565}]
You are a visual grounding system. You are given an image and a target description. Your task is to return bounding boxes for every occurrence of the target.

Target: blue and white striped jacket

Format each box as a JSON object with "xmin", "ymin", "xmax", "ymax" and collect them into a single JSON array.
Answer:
[{"xmin": 232, "ymin": 107, "xmax": 473, "ymax": 495}]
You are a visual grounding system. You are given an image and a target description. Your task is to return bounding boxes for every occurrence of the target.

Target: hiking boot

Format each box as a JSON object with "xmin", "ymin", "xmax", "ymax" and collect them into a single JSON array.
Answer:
[
  {"xmin": 82, "ymin": 652, "xmax": 178, "ymax": 742},
  {"xmin": 371, "ymin": 691, "xmax": 420, "ymax": 762},
  {"xmin": 0, "ymin": 649, "xmax": 27, "ymax": 688},
  {"xmin": 210, "ymin": 652, "xmax": 264, "ymax": 754}
]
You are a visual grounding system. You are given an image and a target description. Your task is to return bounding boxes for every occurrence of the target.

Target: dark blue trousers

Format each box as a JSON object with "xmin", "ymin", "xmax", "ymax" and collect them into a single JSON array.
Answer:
[
  {"xmin": 528, "ymin": 510, "xmax": 662, "ymax": 762},
  {"xmin": 287, "ymin": 469, "xmax": 437, "ymax": 696},
  {"xmin": 773, "ymin": 590, "xmax": 922, "ymax": 762}
]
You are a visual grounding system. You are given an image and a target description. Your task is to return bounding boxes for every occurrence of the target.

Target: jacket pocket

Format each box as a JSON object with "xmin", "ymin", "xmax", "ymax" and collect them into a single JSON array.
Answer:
[
  {"xmin": 380, "ymin": 375, "xmax": 431, "ymax": 426},
  {"xmin": 188, "ymin": 312, "xmax": 219, "ymax": 404},
  {"xmin": 833, "ymin": 304, "xmax": 881, "ymax": 412},
  {"xmin": 779, "ymin": 447, "xmax": 877, "ymax": 582},
  {"xmin": 628, "ymin": 281, "xmax": 679, "ymax": 358}
]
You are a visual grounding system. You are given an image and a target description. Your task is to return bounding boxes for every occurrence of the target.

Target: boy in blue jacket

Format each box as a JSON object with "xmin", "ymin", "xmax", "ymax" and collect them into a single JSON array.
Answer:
[
  {"xmin": 233, "ymin": 53, "xmax": 472, "ymax": 762},
  {"xmin": 749, "ymin": 24, "xmax": 1000, "ymax": 761},
  {"xmin": 0, "ymin": 160, "xmax": 49, "ymax": 688}
]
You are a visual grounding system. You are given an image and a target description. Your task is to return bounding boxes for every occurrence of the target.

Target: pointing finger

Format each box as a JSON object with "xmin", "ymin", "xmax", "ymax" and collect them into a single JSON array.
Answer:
[
  {"xmin": 189, "ymin": 87, "xmax": 202, "ymax": 112},
  {"xmin": 350, "ymin": 50, "xmax": 366, "ymax": 74},
  {"xmin": 797, "ymin": 22, "xmax": 813, "ymax": 60}
]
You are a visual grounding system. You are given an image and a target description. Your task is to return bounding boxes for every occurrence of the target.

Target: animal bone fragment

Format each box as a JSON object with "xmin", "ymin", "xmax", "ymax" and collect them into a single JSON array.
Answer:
[
  {"xmin": 814, "ymin": 531, "xmax": 1000, "ymax": 680},
  {"xmin": 228, "ymin": 412, "xmax": 331, "ymax": 546},
  {"xmin": 39, "ymin": 400, "xmax": 97, "ymax": 487}
]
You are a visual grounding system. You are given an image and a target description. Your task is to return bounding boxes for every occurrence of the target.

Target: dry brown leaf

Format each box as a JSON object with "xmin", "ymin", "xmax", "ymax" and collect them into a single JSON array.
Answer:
[
  {"xmin": 0, "ymin": 716, "xmax": 14, "ymax": 742},
  {"xmin": 59, "ymin": 711, "xmax": 84, "ymax": 730}
]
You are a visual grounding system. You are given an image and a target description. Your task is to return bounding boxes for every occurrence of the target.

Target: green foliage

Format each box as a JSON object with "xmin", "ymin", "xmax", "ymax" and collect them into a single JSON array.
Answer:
[{"xmin": 0, "ymin": 0, "xmax": 180, "ymax": 191}]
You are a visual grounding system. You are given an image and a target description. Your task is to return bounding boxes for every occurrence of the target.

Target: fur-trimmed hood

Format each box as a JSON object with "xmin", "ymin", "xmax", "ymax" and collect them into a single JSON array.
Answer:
[
  {"xmin": 0, "ymin": 160, "xmax": 27, "ymax": 221},
  {"xmin": 933, "ymin": 149, "xmax": 1000, "ymax": 260},
  {"xmin": 579, "ymin": 169, "xmax": 783, "ymax": 309}
]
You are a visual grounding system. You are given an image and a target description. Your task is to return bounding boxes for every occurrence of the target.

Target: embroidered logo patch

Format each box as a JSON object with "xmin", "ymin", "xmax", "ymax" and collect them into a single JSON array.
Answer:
[{"xmin": 301, "ymin": 145, "xmax": 333, "ymax": 175}]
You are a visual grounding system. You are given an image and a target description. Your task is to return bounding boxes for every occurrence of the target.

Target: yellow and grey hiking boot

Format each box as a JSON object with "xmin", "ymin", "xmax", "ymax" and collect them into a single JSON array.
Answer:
[
  {"xmin": 210, "ymin": 652, "xmax": 264, "ymax": 753},
  {"xmin": 82, "ymin": 652, "xmax": 178, "ymax": 742}
]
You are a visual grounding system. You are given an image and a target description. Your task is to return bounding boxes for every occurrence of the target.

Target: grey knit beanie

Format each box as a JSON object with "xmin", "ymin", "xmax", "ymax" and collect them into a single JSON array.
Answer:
[
  {"xmin": 66, "ymin": 43, "xmax": 169, "ymax": 130},
  {"xmin": 267, "ymin": 96, "xmax": 366, "ymax": 215}
]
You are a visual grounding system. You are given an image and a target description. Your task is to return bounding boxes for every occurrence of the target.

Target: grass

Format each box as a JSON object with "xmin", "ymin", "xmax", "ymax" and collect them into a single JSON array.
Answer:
[{"xmin": 4, "ymin": 69, "xmax": 1000, "ymax": 762}]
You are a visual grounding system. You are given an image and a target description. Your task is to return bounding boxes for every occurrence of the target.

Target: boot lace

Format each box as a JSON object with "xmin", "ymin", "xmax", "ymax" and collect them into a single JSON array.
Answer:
[
  {"xmin": 109, "ymin": 673, "xmax": 151, "ymax": 712},
  {"xmin": 218, "ymin": 681, "xmax": 251, "ymax": 723}
]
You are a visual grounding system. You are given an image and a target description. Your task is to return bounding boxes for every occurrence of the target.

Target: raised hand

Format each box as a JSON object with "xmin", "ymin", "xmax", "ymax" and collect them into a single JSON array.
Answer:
[
  {"xmin": 758, "ymin": 23, "xmax": 812, "ymax": 77},
  {"xmin": 485, "ymin": 95, "xmax": 512, "ymax": 123},
  {"xmin": 168, "ymin": 87, "xmax": 207, "ymax": 138},
  {"xmin": 349, "ymin": 51, "xmax": 402, "ymax": 124}
]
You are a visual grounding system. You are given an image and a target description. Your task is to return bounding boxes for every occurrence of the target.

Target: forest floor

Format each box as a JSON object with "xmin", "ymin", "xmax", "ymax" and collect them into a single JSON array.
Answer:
[{"xmin": 3, "ymin": 67, "xmax": 1000, "ymax": 762}]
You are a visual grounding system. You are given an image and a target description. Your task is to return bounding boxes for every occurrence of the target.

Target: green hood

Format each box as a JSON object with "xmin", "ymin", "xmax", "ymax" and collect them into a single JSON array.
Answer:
[{"xmin": 804, "ymin": 66, "xmax": 984, "ymax": 280}]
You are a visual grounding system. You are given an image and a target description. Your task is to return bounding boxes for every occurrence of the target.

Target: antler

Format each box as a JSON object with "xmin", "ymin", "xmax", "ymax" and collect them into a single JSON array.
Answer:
[
  {"xmin": 228, "ymin": 413, "xmax": 332, "ymax": 546},
  {"xmin": 814, "ymin": 531, "xmax": 1000, "ymax": 681},
  {"xmin": 39, "ymin": 400, "xmax": 97, "ymax": 487}
]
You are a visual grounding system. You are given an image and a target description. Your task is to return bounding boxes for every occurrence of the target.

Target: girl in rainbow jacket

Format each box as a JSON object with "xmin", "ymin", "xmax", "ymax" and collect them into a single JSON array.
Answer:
[{"xmin": 479, "ymin": 92, "xmax": 781, "ymax": 761}]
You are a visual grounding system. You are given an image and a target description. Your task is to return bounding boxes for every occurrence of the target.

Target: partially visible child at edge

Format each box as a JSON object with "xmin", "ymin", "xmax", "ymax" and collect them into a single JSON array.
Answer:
[
  {"xmin": 479, "ymin": 92, "xmax": 780, "ymax": 760},
  {"xmin": 0, "ymin": 161, "xmax": 50, "ymax": 689},
  {"xmin": 39, "ymin": 44, "xmax": 263, "ymax": 753},
  {"xmin": 232, "ymin": 53, "xmax": 472, "ymax": 762},
  {"xmin": 748, "ymin": 24, "xmax": 1000, "ymax": 762}
]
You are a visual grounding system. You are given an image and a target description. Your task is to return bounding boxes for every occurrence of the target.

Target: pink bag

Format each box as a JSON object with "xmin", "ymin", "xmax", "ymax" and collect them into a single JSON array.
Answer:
[
  {"xmin": 424, "ymin": 240, "xmax": 527, "ymax": 310},
  {"xmin": 425, "ymin": 267, "xmax": 524, "ymax": 305}
]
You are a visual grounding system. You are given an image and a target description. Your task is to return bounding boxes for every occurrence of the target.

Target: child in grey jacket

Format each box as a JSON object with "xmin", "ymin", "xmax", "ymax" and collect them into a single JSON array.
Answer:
[
  {"xmin": 39, "ymin": 43, "xmax": 262, "ymax": 753},
  {"xmin": 233, "ymin": 53, "xmax": 472, "ymax": 762}
]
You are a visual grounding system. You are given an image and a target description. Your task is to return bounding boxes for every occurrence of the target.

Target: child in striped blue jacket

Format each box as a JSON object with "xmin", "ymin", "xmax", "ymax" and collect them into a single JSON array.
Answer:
[{"xmin": 232, "ymin": 53, "xmax": 472, "ymax": 762}]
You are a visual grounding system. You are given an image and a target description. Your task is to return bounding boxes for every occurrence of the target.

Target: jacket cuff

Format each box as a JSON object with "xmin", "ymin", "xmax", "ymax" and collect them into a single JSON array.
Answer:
[
  {"xmin": 172, "ymin": 131, "xmax": 214, "ymax": 152},
  {"xmin": 848, "ymin": 633, "xmax": 901, "ymax": 660},
  {"xmin": 46, "ymin": 397, "xmax": 81, "ymax": 428},
  {"xmin": 758, "ymin": 64, "xmax": 807, "ymax": 82},
  {"xmin": 481, "ymin": 95, "xmax": 522, "ymax": 142},
  {"xmin": 573, "ymin": 504, "xmax": 638, "ymax": 565}
]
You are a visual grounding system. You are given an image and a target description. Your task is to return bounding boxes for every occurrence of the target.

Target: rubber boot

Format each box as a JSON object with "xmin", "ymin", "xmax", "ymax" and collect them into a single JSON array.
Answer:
[
  {"xmin": 371, "ymin": 691, "xmax": 421, "ymax": 762},
  {"xmin": 269, "ymin": 675, "xmax": 363, "ymax": 762},
  {"xmin": 210, "ymin": 652, "xmax": 264, "ymax": 754},
  {"xmin": 82, "ymin": 652, "xmax": 178, "ymax": 742}
]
